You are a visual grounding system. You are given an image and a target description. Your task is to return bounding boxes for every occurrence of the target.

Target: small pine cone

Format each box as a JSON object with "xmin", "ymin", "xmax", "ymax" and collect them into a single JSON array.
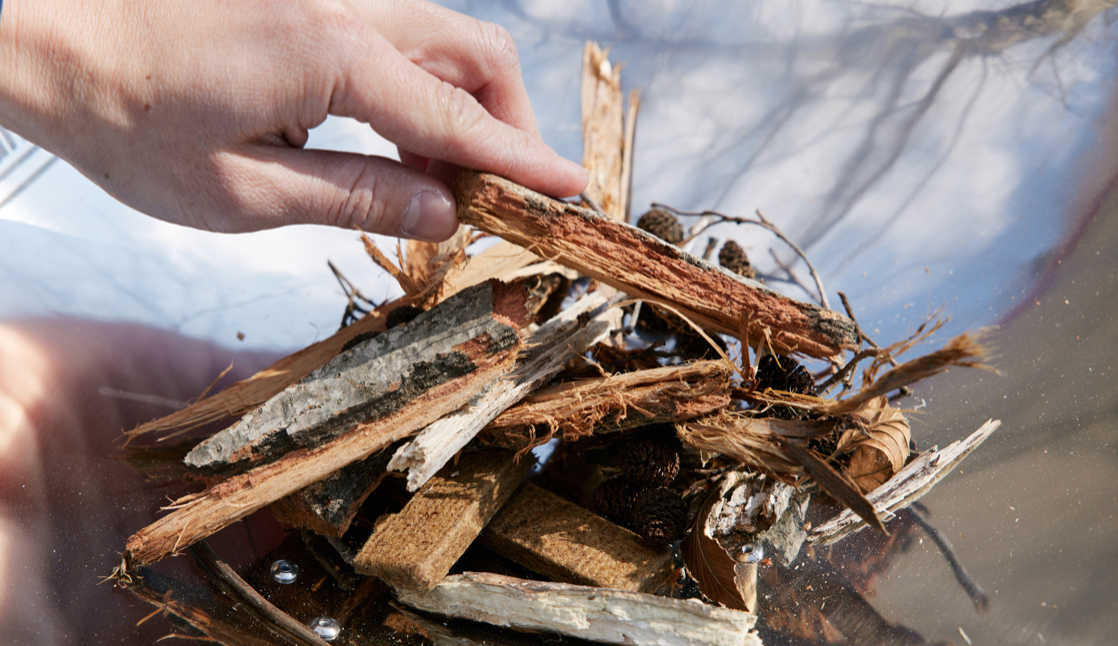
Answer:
[
  {"xmin": 718, "ymin": 240, "xmax": 756, "ymax": 279},
  {"xmin": 618, "ymin": 429, "xmax": 681, "ymax": 488},
  {"xmin": 631, "ymin": 487, "xmax": 687, "ymax": 548},
  {"xmin": 385, "ymin": 304, "xmax": 424, "ymax": 329},
  {"xmin": 636, "ymin": 208, "xmax": 685, "ymax": 245},
  {"xmin": 756, "ymin": 353, "xmax": 817, "ymax": 397},
  {"xmin": 593, "ymin": 476, "xmax": 635, "ymax": 524}
]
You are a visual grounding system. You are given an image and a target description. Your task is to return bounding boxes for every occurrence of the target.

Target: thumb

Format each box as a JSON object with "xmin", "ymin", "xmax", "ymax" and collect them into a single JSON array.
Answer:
[{"xmin": 219, "ymin": 146, "xmax": 459, "ymax": 240}]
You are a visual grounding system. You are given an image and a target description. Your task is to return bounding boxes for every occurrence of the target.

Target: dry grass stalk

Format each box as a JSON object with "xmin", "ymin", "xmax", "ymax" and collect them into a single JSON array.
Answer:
[{"xmin": 825, "ymin": 330, "xmax": 992, "ymax": 414}]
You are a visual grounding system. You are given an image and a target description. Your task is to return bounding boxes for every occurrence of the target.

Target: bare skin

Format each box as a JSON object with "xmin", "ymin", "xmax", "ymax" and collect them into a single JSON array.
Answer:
[{"xmin": 0, "ymin": 0, "xmax": 589, "ymax": 239}]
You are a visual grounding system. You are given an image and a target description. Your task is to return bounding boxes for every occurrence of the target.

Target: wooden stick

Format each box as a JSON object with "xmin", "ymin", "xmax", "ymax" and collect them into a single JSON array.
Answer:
[
  {"xmin": 354, "ymin": 450, "xmax": 533, "ymax": 591},
  {"xmin": 269, "ymin": 445, "xmax": 395, "ymax": 537},
  {"xmin": 479, "ymin": 360, "xmax": 733, "ymax": 449},
  {"xmin": 453, "ymin": 171, "xmax": 858, "ymax": 359},
  {"xmin": 125, "ymin": 283, "xmax": 529, "ymax": 566},
  {"xmin": 388, "ymin": 291, "xmax": 617, "ymax": 492},
  {"xmin": 183, "ymin": 281, "xmax": 527, "ymax": 475},
  {"xmin": 395, "ymin": 572, "xmax": 762, "ymax": 646},
  {"xmin": 480, "ymin": 482, "xmax": 673, "ymax": 593}
]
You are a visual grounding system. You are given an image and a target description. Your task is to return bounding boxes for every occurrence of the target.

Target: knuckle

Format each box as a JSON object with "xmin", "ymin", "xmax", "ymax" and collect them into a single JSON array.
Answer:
[
  {"xmin": 481, "ymin": 22, "xmax": 521, "ymax": 74},
  {"xmin": 329, "ymin": 166, "xmax": 384, "ymax": 231},
  {"xmin": 434, "ymin": 81, "xmax": 486, "ymax": 143}
]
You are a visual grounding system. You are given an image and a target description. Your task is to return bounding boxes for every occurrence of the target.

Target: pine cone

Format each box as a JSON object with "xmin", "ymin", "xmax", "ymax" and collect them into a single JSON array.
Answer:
[
  {"xmin": 618, "ymin": 428, "xmax": 681, "ymax": 488},
  {"xmin": 718, "ymin": 240, "xmax": 756, "ymax": 279},
  {"xmin": 637, "ymin": 208, "xmax": 685, "ymax": 245},
  {"xmin": 593, "ymin": 476, "xmax": 635, "ymax": 524},
  {"xmin": 631, "ymin": 487, "xmax": 687, "ymax": 548},
  {"xmin": 755, "ymin": 353, "xmax": 817, "ymax": 396},
  {"xmin": 385, "ymin": 304, "xmax": 424, "ymax": 329}
]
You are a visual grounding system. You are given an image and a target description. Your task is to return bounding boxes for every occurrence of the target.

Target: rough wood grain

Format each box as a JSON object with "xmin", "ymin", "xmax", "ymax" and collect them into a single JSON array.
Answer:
[
  {"xmin": 395, "ymin": 572, "xmax": 762, "ymax": 646},
  {"xmin": 184, "ymin": 281, "xmax": 527, "ymax": 475},
  {"xmin": 354, "ymin": 450, "xmax": 533, "ymax": 591},
  {"xmin": 124, "ymin": 282, "xmax": 529, "ymax": 566},
  {"xmin": 480, "ymin": 482, "xmax": 673, "ymax": 593},
  {"xmin": 479, "ymin": 360, "xmax": 733, "ymax": 449},
  {"xmin": 453, "ymin": 171, "xmax": 858, "ymax": 359},
  {"xmin": 388, "ymin": 292, "xmax": 617, "ymax": 492}
]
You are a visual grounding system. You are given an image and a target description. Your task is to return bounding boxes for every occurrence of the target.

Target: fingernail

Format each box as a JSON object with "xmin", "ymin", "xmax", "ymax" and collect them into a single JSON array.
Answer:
[
  {"xmin": 402, "ymin": 190, "xmax": 457, "ymax": 241},
  {"xmin": 564, "ymin": 159, "xmax": 590, "ymax": 191}
]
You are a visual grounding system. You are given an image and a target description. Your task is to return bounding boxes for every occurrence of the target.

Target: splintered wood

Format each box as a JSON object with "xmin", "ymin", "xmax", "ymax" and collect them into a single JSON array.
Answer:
[
  {"xmin": 115, "ymin": 41, "xmax": 1002, "ymax": 646},
  {"xmin": 453, "ymin": 170, "xmax": 858, "ymax": 358}
]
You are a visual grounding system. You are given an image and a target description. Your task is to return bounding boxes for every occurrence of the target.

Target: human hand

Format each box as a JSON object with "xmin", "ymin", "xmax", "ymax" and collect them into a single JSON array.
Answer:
[
  {"xmin": 0, "ymin": 319, "xmax": 285, "ymax": 644},
  {"xmin": 0, "ymin": 0, "xmax": 588, "ymax": 239}
]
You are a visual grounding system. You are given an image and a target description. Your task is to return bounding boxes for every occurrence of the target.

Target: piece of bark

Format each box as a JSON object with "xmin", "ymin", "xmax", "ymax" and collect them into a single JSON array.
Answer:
[
  {"xmin": 355, "ymin": 450, "xmax": 533, "ymax": 591},
  {"xmin": 479, "ymin": 360, "xmax": 732, "ymax": 450},
  {"xmin": 388, "ymin": 291, "xmax": 617, "ymax": 492},
  {"xmin": 184, "ymin": 281, "xmax": 526, "ymax": 476},
  {"xmin": 480, "ymin": 482, "xmax": 672, "ymax": 593},
  {"xmin": 125, "ymin": 239, "xmax": 543, "ymax": 444},
  {"xmin": 809, "ymin": 419, "xmax": 1001, "ymax": 545},
  {"xmin": 395, "ymin": 572, "xmax": 762, "ymax": 646},
  {"xmin": 453, "ymin": 171, "xmax": 858, "ymax": 359},
  {"xmin": 269, "ymin": 444, "xmax": 395, "ymax": 537},
  {"xmin": 125, "ymin": 283, "xmax": 529, "ymax": 566}
]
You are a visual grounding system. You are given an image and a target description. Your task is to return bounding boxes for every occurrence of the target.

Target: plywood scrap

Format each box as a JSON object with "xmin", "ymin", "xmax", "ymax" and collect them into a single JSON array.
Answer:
[
  {"xmin": 125, "ymin": 283, "xmax": 529, "ymax": 566},
  {"xmin": 183, "ymin": 281, "xmax": 527, "ymax": 476},
  {"xmin": 480, "ymin": 360, "xmax": 733, "ymax": 450},
  {"xmin": 388, "ymin": 291, "xmax": 617, "ymax": 492},
  {"xmin": 395, "ymin": 572, "xmax": 762, "ymax": 646},
  {"xmin": 453, "ymin": 171, "xmax": 859, "ymax": 359},
  {"xmin": 269, "ymin": 445, "xmax": 395, "ymax": 537},
  {"xmin": 480, "ymin": 482, "xmax": 672, "ymax": 593},
  {"xmin": 355, "ymin": 450, "xmax": 533, "ymax": 592},
  {"xmin": 809, "ymin": 419, "xmax": 1001, "ymax": 545}
]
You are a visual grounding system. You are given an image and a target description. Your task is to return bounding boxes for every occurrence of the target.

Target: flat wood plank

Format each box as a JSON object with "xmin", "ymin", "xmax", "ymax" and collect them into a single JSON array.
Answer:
[
  {"xmin": 354, "ymin": 450, "xmax": 533, "ymax": 591},
  {"xmin": 480, "ymin": 482, "xmax": 672, "ymax": 593}
]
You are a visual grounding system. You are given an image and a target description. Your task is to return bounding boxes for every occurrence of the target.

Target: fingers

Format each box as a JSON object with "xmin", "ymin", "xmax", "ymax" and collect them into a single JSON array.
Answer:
[
  {"xmin": 360, "ymin": 0, "xmax": 539, "ymax": 135},
  {"xmin": 335, "ymin": 33, "xmax": 588, "ymax": 198},
  {"xmin": 213, "ymin": 146, "xmax": 459, "ymax": 239}
]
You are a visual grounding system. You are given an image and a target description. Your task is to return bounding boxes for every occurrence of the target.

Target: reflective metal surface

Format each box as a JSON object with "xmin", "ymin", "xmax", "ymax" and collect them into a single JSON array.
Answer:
[{"xmin": 2, "ymin": 1, "xmax": 1116, "ymax": 644}]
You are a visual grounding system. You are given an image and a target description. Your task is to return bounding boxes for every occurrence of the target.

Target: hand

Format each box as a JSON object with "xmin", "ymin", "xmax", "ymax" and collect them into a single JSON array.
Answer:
[
  {"xmin": 0, "ymin": 319, "xmax": 286, "ymax": 644},
  {"xmin": 0, "ymin": 0, "xmax": 588, "ymax": 239}
]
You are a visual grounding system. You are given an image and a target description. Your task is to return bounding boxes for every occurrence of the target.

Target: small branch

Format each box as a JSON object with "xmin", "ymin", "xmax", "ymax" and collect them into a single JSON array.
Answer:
[
  {"xmin": 328, "ymin": 260, "xmax": 376, "ymax": 329},
  {"xmin": 817, "ymin": 348, "xmax": 880, "ymax": 394},
  {"xmin": 654, "ymin": 204, "xmax": 831, "ymax": 311}
]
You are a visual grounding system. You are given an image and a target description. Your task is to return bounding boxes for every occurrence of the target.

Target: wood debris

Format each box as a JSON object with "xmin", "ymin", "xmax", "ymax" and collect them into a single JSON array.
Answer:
[
  {"xmin": 396, "ymin": 572, "xmax": 762, "ymax": 646},
  {"xmin": 113, "ymin": 43, "xmax": 1002, "ymax": 646}
]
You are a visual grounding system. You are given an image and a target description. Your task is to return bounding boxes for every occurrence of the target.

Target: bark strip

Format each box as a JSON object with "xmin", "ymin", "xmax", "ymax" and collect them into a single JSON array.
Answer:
[
  {"xmin": 453, "ymin": 171, "xmax": 858, "ymax": 359},
  {"xmin": 125, "ymin": 282, "xmax": 529, "ymax": 566},
  {"xmin": 395, "ymin": 572, "xmax": 762, "ymax": 646},
  {"xmin": 479, "ymin": 360, "xmax": 733, "ymax": 449}
]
